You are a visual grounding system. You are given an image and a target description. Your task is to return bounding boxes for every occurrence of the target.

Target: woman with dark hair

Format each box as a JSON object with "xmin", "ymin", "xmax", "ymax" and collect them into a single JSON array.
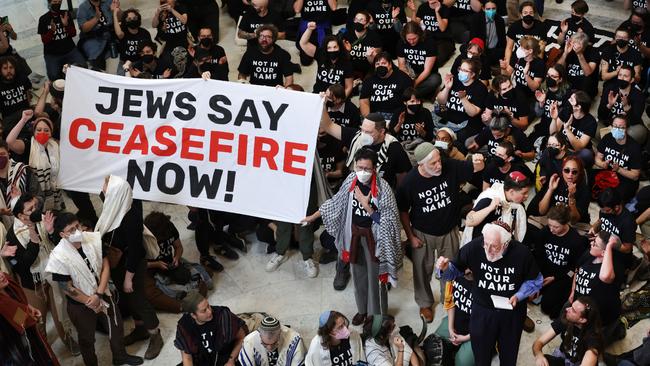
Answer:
[
  {"xmin": 531, "ymin": 64, "xmax": 571, "ymax": 143},
  {"xmin": 300, "ymin": 23, "xmax": 353, "ymax": 97},
  {"xmin": 388, "ymin": 87, "xmax": 434, "ymax": 142},
  {"xmin": 396, "ymin": 21, "xmax": 440, "ymax": 99},
  {"xmin": 363, "ymin": 314, "xmax": 420, "ymax": 366},
  {"xmin": 342, "ymin": 11, "xmax": 383, "ymax": 79},
  {"xmin": 550, "ymin": 91, "xmax": 597, "ymax": 168},
  {"xmin": 536, "ymin": 132, "xmax": 572, "ymax": 190},
  {"xmin": 306, "ymin": 310, "xmax": 365, "ymax": 366},
  {"xmin": 112, "ymin": 5, "xmax": 152, "ymax": 75}
]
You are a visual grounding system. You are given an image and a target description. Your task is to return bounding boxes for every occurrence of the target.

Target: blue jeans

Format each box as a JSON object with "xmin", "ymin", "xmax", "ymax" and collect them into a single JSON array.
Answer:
[
  {"xmin": 79, "ymin": 32, "xmax": 110, "ymax": 61},
  {"xmin": 43, "ymin": 48, "xmax": 86, "ymax": 80}
]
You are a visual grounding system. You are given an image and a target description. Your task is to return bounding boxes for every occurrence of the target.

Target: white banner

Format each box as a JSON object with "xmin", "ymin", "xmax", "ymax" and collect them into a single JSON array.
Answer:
[{"xmin": 59, "ymin": 67, "xmax": 322, "ymax": 223}]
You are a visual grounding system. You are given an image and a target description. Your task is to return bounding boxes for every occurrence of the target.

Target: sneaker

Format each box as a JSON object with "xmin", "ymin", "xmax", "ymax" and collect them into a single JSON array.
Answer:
[
  {"xmin": 123, "ymin": 326, "xmax": 150, "ymax": 346},
  {"xmin": 144, "ymin": 329, "xmax": 164, "ymax": 360},
  {"xmin": 64, "ymin": 332, "xmax": 81, "ymax": 356},
  {"xmin": 333, "ymin": 261, "xmax": 350, "ymax": 291},
  {"xmin": 214, "ymin": 245, "xmax": 239, "ymax": 260},
  {"xmin": 201, "ymin": 256, "xmax": 224, "ymax": 272},
  {"xmin": 112, "ymin": 354, "xmax": 144, "ymax": 365},
  {"xmin": 225, "ymin": 232, "xmax": 247, "ymax": 252},
  {"xmin": 265, "ymin": 254, "xmax": 287, "ymax": 272},
  {"xmin": 304, "ymin": 259, "xmax": 319, "ymax": 278},
  {"xmin": 319, "ymin": 249, "xmax": 337, "ymax": 264}
]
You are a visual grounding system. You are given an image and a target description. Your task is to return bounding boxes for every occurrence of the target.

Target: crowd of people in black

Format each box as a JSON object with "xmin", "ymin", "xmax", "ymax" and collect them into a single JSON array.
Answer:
[{"xmin": 2, "ymin": 0, "xmax": 650, "ymax": 365}]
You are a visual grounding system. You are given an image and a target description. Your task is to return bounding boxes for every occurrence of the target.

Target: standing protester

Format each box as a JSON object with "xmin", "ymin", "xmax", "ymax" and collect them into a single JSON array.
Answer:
[
  {"xmin": 47, "ymin": 212, "xmax": 143, "ymax": 366},
  {"xmin": 238, "ymin": 315, "xmax": 306, "ymax": 366},
  {"xmin": 151, "ymin": 0, "xmax": 189, "ymax": 57},
  {"xmin": 237, "ymin": 0, "xmax": 286, "ymax": 48},
  {"xmin": 0, "ymin": 56, "xmax": 31, "ymax": 131},
  {"xmin": 77, "ymin": 0, "xmax": 113, "ymax": 70},
  {"xmin": 111, "ymin": 6, "xmax": 152, "ymax": 76},
  {"xmin": 305, "ymin": 311, "xmax": 366, "ymax": 366},
  {"xmin": 238, "ymin": 25, "xmax": 294, "ymax": 87},
  {"xmin": 397, "ymin": 142, "xmax": 485, "ymax": 322},
  {"xmin": 437, "ymin": 221, "xmax": 542, "ymax": 366},
  {"xmin": 38, "ymin": 0, "xmax": 86, "ymax": 81}
]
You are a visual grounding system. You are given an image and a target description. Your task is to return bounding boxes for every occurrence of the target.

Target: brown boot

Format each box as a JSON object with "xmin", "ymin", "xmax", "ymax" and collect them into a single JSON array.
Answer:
[
  {"xmin": 144, "ymin": 329, "xmax": 163, "ymax": 360},
  {"xmin": 419, "ymin": 307, "xmax": 433, "ymax": 323}
]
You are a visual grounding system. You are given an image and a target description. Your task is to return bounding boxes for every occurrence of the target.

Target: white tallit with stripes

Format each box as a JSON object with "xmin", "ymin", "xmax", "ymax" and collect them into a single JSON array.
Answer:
[
  {"xmin": 28, "ymin": 137, "xmax": 62, "ymax": 210},
  {"xmin": 345, "ymin": 133, "xmax": 399, "ymax": 172}
]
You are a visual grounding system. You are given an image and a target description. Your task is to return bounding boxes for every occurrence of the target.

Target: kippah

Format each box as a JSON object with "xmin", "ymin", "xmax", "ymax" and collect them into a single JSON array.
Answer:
[
  {"xmin": 509, "ymin": 171, "xmax": 527, "ymax": 183},
  {"xmin": 259, "ymin": 316, "xmax": 281, "ymax": 332},
  {"xmin": 319, "ymin": 311, "xmax": 332, "ymax": 327}
]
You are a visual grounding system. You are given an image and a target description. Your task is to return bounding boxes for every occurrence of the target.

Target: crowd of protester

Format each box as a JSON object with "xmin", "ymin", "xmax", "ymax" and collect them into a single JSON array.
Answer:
[{"xmin": 2, "ymin": 0, "xmax": 650, "ymax": 365}]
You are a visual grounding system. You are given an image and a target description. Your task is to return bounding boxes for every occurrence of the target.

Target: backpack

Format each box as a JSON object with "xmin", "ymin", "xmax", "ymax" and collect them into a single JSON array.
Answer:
[{"xmin": 422, "ymin": 334, "xmax": 455, "ymax": 366}]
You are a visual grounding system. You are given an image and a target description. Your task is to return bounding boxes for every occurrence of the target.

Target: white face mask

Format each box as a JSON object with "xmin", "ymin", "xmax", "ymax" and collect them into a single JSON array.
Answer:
[
  {"xmin": 356, "ymin": 170, "xmax": 372, "ymax": 184},
  {"xmin": 358, "ymin": 132, "xmax": 374, "ymax": 146},
  {"xmin": 68, "ymin": 229, "xmax": 83, "ymax": 243},
  {"xmin": 515, "ymin": 47, "xmax": 527, "ymax": 59},
  {"xmin": 434, "ymin": 140, "xmax": 449, "ymax": 150}
]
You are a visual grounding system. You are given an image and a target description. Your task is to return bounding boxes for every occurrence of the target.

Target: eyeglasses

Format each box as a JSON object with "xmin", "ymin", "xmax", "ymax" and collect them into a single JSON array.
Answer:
[
  {"xmin": 563, "ymin": 168, "xmax": 578, "ymax": 175},
  {"xmin": 355, "ymin": 167, "xmax": 374, "ymax": 173}
]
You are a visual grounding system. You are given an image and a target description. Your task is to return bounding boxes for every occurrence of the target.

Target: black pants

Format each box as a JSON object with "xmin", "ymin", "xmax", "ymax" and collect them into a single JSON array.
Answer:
[
  {"xmin": 111, "ymin": 259, "xmax": 160, "ymax": 329},
  {"xmin": 541, "ymin": 277, "xmax": 572, "ymax": 319},
  {"xmin": 470, "ymin": 302, "xmax": 526, "ymax": 366},
  {"xmin": 434, "ymin": 38, "xmax": 456, "ymax": 69},
  {"xmin": 65, "ymin": 190, "xmax": 99, "ymax": 225}
]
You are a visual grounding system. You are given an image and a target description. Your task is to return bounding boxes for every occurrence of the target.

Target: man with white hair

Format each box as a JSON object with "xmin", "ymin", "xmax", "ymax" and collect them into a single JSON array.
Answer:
[
  {"xmin": 238, "ymin": 316, "xmax": 305, "ymax": 366},
  {"xmin": 436, "ymin": 221, "xmax": 542, "ymax": 366},
  {"xmin": 396, "ymin": 142, "xmax": 485, "ymax": 322}
]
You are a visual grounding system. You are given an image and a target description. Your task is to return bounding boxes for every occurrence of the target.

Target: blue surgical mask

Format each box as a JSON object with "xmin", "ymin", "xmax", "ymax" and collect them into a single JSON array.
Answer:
[
  {"xmin": 458, "ymin": 71, "xmax": 470, "ymax": 83},
  {"xmin": 485, "ymin": 9, "xmax": 496, "ymax": 20},
  {"xmin": 611, "ymin": 127, "xmax": 625, "ymax": 140}
]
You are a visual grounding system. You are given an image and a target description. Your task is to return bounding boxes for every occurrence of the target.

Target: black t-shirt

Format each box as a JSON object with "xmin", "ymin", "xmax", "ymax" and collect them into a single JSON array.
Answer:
[
  {"xmin": 550, "ymin": 319, "xmax": 600, "ymax": 363},
  {"xmin": 449, "ymin": 0, "xmax": 473, "ymax": 17},
  {"xmin": 450, "ymin": 51, "xmax": 491, "ymax": 81},
  {"xmin": 396, "ymin": 37, "xmax": 438, "ymax": 74},
  {"xmin": 510, "ymin": 57, "xmax": 545, "ymax": 98},
  {"xmin": 416, "ymin": 3, "xmax": 451, "ymax": 39},
  {"xmin": 634, "ymin": 186, "xmax": 650, "ymax": 219},
  {"xmin": 343, "ymin": 30, "xmax": 383, "ymax": 75},
  {"xmin": 119, "ymin": 28, "xmax": 152, "ymax": 62},
  {"xmin": 474, "ymin": 126, "xmax": 533, "ymax": 159},
  {"xmin": 329, "ymin": 338, "xmax": 354, "ymax": 366},
  {"xmin": 352, "ymin": 181, "xmax": 377, "ymax": 228},
  {"xmin": 318, "ymin": 134, "xmax": 346, "ymax": 175},
  {"xmin": 238, "ymin": 45, "xmax": 293, "ymax": 87},
  {"xmin": 534, "ymin": 227, "xmax": 587, "ymax": 279},
  {"xmin": 359, "ymin": 69, "xmax": 413, "ymax": 114},
  {"xmin": 559, "ymin": 112, "xmax": 597, "ymax": 150},
  {"xmin": 196, "ymin": 45, "xmax": 229, "ymax": 81},
  {"xmin": 132, "ymin": 56, "xmax": 176, "ymax": 79},
  {"xmin": 313, "ymin": 52, "xmax": 353, "ymax": 93},
  {"xmin": 562, "ymin": 17, "xmax": 595, "ymax": 44},
  {"xmin": 388, "ymin": 107, "xmax": 435, "ymax": 142},
  {"xmin": 341, "ymin": 128, "xmax": 412, "ymax": 188},
  {"xmin": 453, "ymin": 237, "xmax": 539, "ymax": 309},
  {"xmin": 506, "ymin": 20, "xmax": 550, "ymax": 50},
  {"xmin": 597, "ymin": 134, "xmax": 642, "ymax": 187},
  {"xmin": 599, "ymin": 209, "xmax": 637, "ymax": 245},
  {"xmin": 367, "ymin": 0, "xmax": 404, "ymax": 34},
  {"xmin": 37, "ymin": 10, "xmax": 76, "ymax": 55},
  {"xmin": 0, "ymin": 76, "xmax": 31, "ymax": 117},
  {"xmin": 51, "ymin": 245, "xmax": 107, "ymax": 303},
  {"xmin": 267, "ymin": 350, "xmax": 279, "ymax": 366},
  {"xmin": 539, "ymin": 88, "xmax": 570, "ymax": 128},
  {"xmin": 450, "ymin": 277, "xmax": 473, "ymax": 335},
  {"xmin": 196, "ymin": 319, "xmax": 220, "ymax": 363},
  {"xmin": 485, "ymin": 91, "xmax": 530, "ymax": 120},
  {"xmin": 565, "ymin": 47, "xmax": 600, "ymax": 91},
  {"xmin": 239, "ymin": 8, "xmax": 285, "ymax": 48},
  {"xmin": 300, "ymin": 0, "xmax": 332, "ymax": 22},
  {"xmin": 529, "ymin": 180, "xmax": 591, "ymax": 223},
  {"xmin": 601, "ymin": 44, "xmax": 643, "ymax": 72},
  {"xmin": 443, "ymin": 78, "xmax": 488, "ymax": 126},
  {"xmin": 470, "ymin": 197, "xmax": 525, "ymax": 239},
  {"xmin": 329, "ymin": 101, "xmax": 361, "ymax": 129},
  {"xmin": 598, "ymin": 84, "xmax": 645, "ymax": 126},
  {"xmin": 155, "ymin": 224, "xmax": 180, "ymax": 263},
  {"xmin": 575, "ymin": 253, "xmax": 622, "ymax": 324},
  {"xmin": 482, "ymin": 161, "xmax": 531, "ymax": 187},
  {"xmin": 537, "ymin": 150, "xmax": 573, "ymax": 186},
  {"xmin": 397, "ymin": 159, "xmax": 473, "ymax": 235},
  {"xmin": 158, "ymin": 4, "xmax": 189, "ymax": 50}
]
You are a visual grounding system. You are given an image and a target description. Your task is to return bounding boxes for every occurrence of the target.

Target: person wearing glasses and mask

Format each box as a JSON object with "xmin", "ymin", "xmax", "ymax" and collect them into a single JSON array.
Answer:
[{"xmin": 239, "ymin": 316, "xmax": 306, "ymax": 366}]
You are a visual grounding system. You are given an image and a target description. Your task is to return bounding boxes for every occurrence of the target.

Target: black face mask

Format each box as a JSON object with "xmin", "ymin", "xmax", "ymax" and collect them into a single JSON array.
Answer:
[
  {"xmin": 522, "ymin": 15, "xmax": 535, "ymax": 25},
  {"xmin": 546, "ymin": 77, "xmax": 557, "ymax": 88},
  {"xmin": 547, "ymin": 146, "xmax": 559, "ymax": 157},
  {"xmin": 630, "ymin": 23, "xmax": 642, "ymax": 34},
  {"xmin": 200, "ymin": 38, "xmax": 213, "ymax": 48},
  {"xmin": 125, "ymin": 19, "xmax": 141, "ymax": 28},
  {"xmin": 375, "ymin": 66, "xmax": 388, "ymax": 78},
  {"xmin": 618, "ymin": 78, "xmax": 631, "ymax": 89},
  {"xmin": 353, "ymin": 22, "xmax": 365, "ymax": 32},
  {"xmin": 142, "ymin": 54, "xmax": 155, "ymax": 63},
  {"xmin": 616, "ymin": 39, "xmax": 629, "ymax": 49},
  {"xmin": 51, "ymin": 3, "xmax": 61, "ymax": 11},
  {"xmin": 570, "ymin": 14, "xmax": 582, "ymax": 23},
  {"xmin": 407, "ymin": 104, "xmax": 421, "ymax": 114},
  {"xmin": 325, "ymin": 100, "xmax": 334, "ymax": 108},
  {"xmin": 493, "ymin": 156, "xmax": 507, "ymax": 167},
  {"xmin": 29, "ymin": 209, "xmax": 43, "ymax": 223},
  {"xmin": 327, "ymin": 50, "xmax": 339, "ymax": 60}
]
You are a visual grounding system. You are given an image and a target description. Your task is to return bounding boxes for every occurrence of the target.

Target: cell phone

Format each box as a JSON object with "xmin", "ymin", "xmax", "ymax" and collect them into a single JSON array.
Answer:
[{"xmin": 1, "ymin": 16, "xmax": 8, "ymax": 25}]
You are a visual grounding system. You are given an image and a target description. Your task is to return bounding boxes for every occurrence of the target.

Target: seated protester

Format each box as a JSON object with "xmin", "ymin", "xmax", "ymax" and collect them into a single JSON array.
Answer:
[
  {"xmin": 556, "ymin": 0, "xmax": 596, "ymax": 45},
  {"xmin": 38, "ymin": 0, "xmax": 86, "ymax": 81},
  {"xmin": 185, "ymin": 46, "xmax": 227, "ymax": 80},
  {"xmin": 143, "ymin": 211, "xmax": 191, "ymax": 282},
  {"xmin": 6, "ymin": 193, "xmax": 77, "ymax": 353},
  {"xmin": 238, "ymin": 25, "xmax": 294, "ymax": 87},
  {"xmin": 365, "ymin": 0, "xmax": 406, "ymax": 58},
  {"xmin": 388, "ymin": 87, "xmax": 435, "ymax": 143},
  {"xmin": 445, "ymin": 0, "xmax": 479, "ymax": 44},
  {"xmin": 112, "ymin": 6, "xmax": 152, "ymax": 76},
  {"xmin": 129, "ymin": 40, "xmax": 175, "ymax": 79},
  {"xmin": 77, "ymin": 0, "xmax": 112, "ymax": 70},
  {"xmin": 151, "ymin": 0, "xmax": 189, "ymax": 57},
  {"xmin": 342, "ymin": 11, "xmax": 382, "ymax": 80},
  {"xmin": 450, "ymin": 38, "xmax": 492, "ymax": 86},
  {"xmin": 320, "ymin": 111, "xmax": 412, "ymax": 188},
  {"xmin": 557, "ymin": 32, "xmax": 600, "ymax": 99},
  {"xmin": 0, "ymin": 139, "xmax": 42, "ymax": 228},
  {"xmin": 185, "ymin": 27, "xmax": 228, "ymax": 81},
  {"xmin": 325, "ymin": 84, "xmax": 361, "ymax": 129},
  {"xmin": 463, "ymin": 171, "xmax": 530, "ymax": 242},
  {"xmin": 597, "ymin": 66, "xmax": 646, "ymax": 144},
  {"xmin": 469, "ymin": 112, "xmax": 534, "ymax": 161},
  {"xmin": 503, "ymin": 1, "xmax": 549, "ymax": 66},
  {"xmin": 0, "ymin": 271, "xmax": 61, "ymax": 366},
  {"xmin": 294, "ymin": 0, "xmax": 336, "ymax": 65},
  {"xmin": 300, "ymin": 26, "xmax": 353, "ymax": 96},
  {"xmin": 359, "ymin": 52, "xmax": 413, "ymax": 120},
  {"xmin": 362, "ymin": 314, "xmax": 419, "ymax": 366},
  {"xmin": 534, "ymin": 206, "xmax": 589, "ymax": 319},
  {"xmin": 435, "ymin": 127, "xmax": 465, "ymax": 160},
  {"xmin": 175, "ymin": 293, "xmax": 246, "ymax": 366},
  {"xmin": 571, "ymin": 231, "xmax": 626, "ymax": 345},
  {"xmin": 46, "ymin": 212, "xmax": 143, "ymax": 366},
  {"xmin": 435, "ymin": 58, "xmax": 488, "ymax": 146},
  {"xmin": 530, "ymin": 64, "xmax": 571, "ymax": 143},
  {"xmin": 413, "ymin": 0, "xmax": 455, "ymax": 67},
  {"xmin": 500, "ymin": 35, "xmax": 545, "ymax": 108},
  {"xmin": 600, "ymin": 27, "xmax": 642, "ymax": 89},
  {"xmin": 595, "ymin": 116, "xmax": 642, "ymax": 203},
  {"xmin": 396, "ymin": 22, "xmax": 441, "ymax": 99},
  {"xmin": 532, "ymin": 297, "xmax": 604, "ymax": 366},
  {"xmin": 239, "ymin": 316, "xmax": 306, "ymax": 366},
  {"xmin": 237, "ymin": 0, "xmax": 286, "ymax": 48},
  {"xmin": 530, "ymin": 155, "xmax": 590, "ymax": 224},
  {"xmin": 537, "ymin": 132, "xmax": 572, "ymax": 190},
  {"xmin": 318, "ymin": 130, "xmax": 347, "ymax": 190},
  {"xmin": 482, "ymin": 141, "xmax": 532, "ymax": 190},
  {"xmin": 589, "ymin": 188, "xmax": 637, "ymax": 264},
  {"xmin": 549, "ymin": 91, "xmax": 597, "ymax": 168},
  {"xmin": 183, "ymin": 0, "xmax": 220, "ymax": 41},
  {"xmin": 306, "ymin": 311, "xmax": 365, "ymax": 366},
  {"xmin": 0, "ymin": 56, "xmax": 31, "ymax": 132},
  {"xmin": 481, "ymin": 75, "xmax": 530, "ymax": 130},
  {"xmin": 627, "ymin": 7, "xmax": 650, "ymax": 57},
  {"xmin": 469, "ymin": 1, "xmax": 506, "ymax": 71},
  {"xmin": 433, "ymin": 270, "xmax": 474, "ymax": 366}
]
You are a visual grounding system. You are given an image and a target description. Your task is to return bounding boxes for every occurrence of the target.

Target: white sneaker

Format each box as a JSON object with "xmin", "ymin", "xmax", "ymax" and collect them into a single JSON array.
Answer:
[
  {"xmin": 304, "ymin": 258, "xmax": 319, "ymax": 278},
  {"xmin": 265, "ymin": 254, "xmax": 287, "ymax": 272}
]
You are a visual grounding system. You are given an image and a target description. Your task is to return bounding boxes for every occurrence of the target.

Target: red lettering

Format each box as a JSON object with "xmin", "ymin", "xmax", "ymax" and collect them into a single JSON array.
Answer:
[
  {"xmin": 283, "ymin": 142, "xmax": 308, "ymax": 176},
  {"xmin": 98, "ymin": 122, "xmax": 124, "ymax": 153},
  {"xmin": 253, "ymin": 137, "xmax": 278, "ymax": 170},
  {"xmin": 69, "ymin": 118, "xmax": 96, "ymax": 149},
  {"xmin": 152, "ymin": 125, "xmax": 177, "ymax": 156},
  {"xmin": 209, "ymin": 131, "xmax": 234, "ymax": 162},
  {"xmin": 181, "ymin": 128, "xmax": 204, "ymax": 161},
  {"xmin": 122, "ymin": 125, "xmax": 149, "ymax": 154},
  {"xmin": 237, "ymin": 134, "xmax": 248, "ymax": 165}
]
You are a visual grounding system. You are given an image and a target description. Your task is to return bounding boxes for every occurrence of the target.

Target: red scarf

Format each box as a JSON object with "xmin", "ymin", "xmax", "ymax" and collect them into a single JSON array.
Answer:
[{"xmin": 0, "ymin": 273, "xmax": 38, "ymax": 334}]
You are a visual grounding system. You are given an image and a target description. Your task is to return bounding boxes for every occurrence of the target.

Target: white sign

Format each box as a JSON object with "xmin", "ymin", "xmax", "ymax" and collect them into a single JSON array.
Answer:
[{"xmin": 59, "ymin": 67, "xmax": 322, "ymax": 223}]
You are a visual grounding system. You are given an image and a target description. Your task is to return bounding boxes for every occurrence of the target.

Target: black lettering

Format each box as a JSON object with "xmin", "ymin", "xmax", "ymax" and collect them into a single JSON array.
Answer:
[
  {"xmin": 146, "ymin": 91, "xmax": 174, "ymax": 119},
  {"xmin": 263, "ymin": 101, "xmax": 288, "ymax": 131},
  {"xmin": 208, "ymin": 95, "xmax": 232, "ymax": 124},
  {"xmin": 122, "ymin": 89, "xmax": 143, "ymax": 117},
  {"xmin": 189, "ymin": 167, "xmax": 223, "ymax": 198},
  {"xmin": 126, "ymin": 160, "xmax": 153, "ymax": 191},
  {"xmin": 234, "ymin": 99, "xmax": 261, "ymax": 129},
  {"xmin": 174, "ymin": 92, "xmax": 196, "ymax": 121},
  {"xmin": 157, "ymin": 162, "xmax": 185, "ymax": 194},
  {"xmin": 96, "ymin": 86, "xmax": 119, "ymax": 114}
]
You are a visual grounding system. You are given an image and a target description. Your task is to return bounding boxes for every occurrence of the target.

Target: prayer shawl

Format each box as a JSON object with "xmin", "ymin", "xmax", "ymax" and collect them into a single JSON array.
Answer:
[
  {"xmin": 239, "ymin": 326, "xmax": 305, "ymax": 366},
  {"xmin": 0, "ymin": 223, "xmax": 11, "ymax": 274},
  {"xmin": 13, "ymin": 219, "xmax": 53, "ymax": 284},
  {"xmin": 345, "ymin": 133, "xmax": 399, "ymax": 172},
  {"xmin": 460, "ymin": 182, "xmax": 527, "ymax": 246},
  {"xmin": 142, "ymin": 225, "xmax": 161, "ymax": 260},
  {"xmin": 45, "ymin": 232, "xmax": 106, "ymax": 297},
  {"xmin": 365, "ymin": 335, "xmax": 413, "ymax": 366},
  {"xmin": 28, "ymin": 137, "xmax": 62, "ymax": 211},
  {"xmin": 0, "ymin": 160, "xmax": 30, "ymax": 229},
  {"xmin": 305, "ymin": 332, "xmax": 365, "ymax": 366},
  {"xmin": 95, "ymin": 175, "xmax": 133, "ymax": 236},
  {"xmin": 319, "ymin": 173, "xmax": 402, "ymax": 286}
]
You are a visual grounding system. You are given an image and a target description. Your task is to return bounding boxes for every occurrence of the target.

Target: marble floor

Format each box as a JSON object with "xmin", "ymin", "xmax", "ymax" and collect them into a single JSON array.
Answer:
[{"xmin": 4, "ymin": 0, "xmax": 649, "ymax": 364}]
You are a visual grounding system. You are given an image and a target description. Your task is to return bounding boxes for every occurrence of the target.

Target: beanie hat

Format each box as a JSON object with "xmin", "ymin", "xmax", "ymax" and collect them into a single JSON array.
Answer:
[
  {"xmin": 414, "ymin": 142, "xmax": 435, "ymax": 164},
  {"xmin": 437, "ymin": 127, "xmax": 457, "ymax": 141},
  {"xmin": 469, "ymin": 37, "xmax": 485, "ymax": 51}
]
